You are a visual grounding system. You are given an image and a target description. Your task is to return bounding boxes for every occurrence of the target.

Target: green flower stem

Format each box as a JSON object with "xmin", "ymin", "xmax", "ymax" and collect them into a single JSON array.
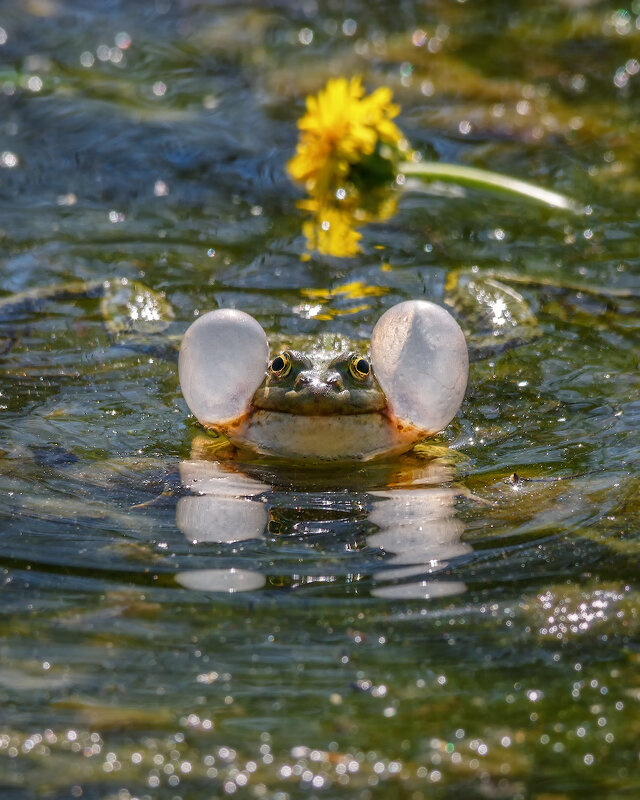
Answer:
[{"xmin": 399, "ymin": 161, "xmax": 582, "ymax": 212}]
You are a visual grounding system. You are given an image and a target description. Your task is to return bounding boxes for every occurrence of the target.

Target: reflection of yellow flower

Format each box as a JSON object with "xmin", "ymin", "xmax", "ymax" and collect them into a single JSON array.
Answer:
[
  {"xmin": 301, "ymin": 200, "xmax": 362, "ymax": 258},
  {"xmin": 288, "ymin": 77, "xmax": 403, "ymax": 194},
  {"xmin": 299, "ymin": 190, "xmax": 399, "ymax": 258},
  {"xmin": 297, "ymin": 280, "xmax": 389, "ymax": 319},
  {"xmin": 298, "ymin": 184, "xmax": 397, "ymax": 258}
]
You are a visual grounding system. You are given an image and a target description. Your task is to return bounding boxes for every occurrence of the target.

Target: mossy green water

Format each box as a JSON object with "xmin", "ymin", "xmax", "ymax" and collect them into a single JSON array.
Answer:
[{"xmin": 0, "ymin": 1, "xmax": 638, "ymax": 798}]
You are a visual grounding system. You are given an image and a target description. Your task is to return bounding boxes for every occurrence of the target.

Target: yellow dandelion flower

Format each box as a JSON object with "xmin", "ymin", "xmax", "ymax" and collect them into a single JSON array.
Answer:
[
  {"xmin": 287, "ymin": 76, "xmax": 577, "ymax": 262},
  {"xmin": 287, "ymin": 77, "xmax": 403, "ymax": 194}
]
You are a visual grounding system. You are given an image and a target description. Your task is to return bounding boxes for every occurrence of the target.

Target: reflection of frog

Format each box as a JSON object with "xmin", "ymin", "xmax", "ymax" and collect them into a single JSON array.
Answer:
[
  {"xmin": 179, "ymin": 301, "xmax": 469, "ymax": 461},
  {"xmin": 176, "ymin": 436, "xmax": 471, "ymax": 599}
]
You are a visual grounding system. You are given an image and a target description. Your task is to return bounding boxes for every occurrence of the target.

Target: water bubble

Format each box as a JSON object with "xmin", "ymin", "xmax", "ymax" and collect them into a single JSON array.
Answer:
[
  {"xmin": 421, "ymin": 79, "xmax": 434, "ymax": 96},
  {"xmin": 343, "ymin": 19, "xmax": 357, "ymax": 36},
  {"xmin": 154, "ymin": 179, "xmax": 169, "ymax": 197},
  {"xmin": 413, "ymin": 29, "xmax": 427, "ymax": 47},
  {"xmin": 400, "ymin": 62, "xmax": 413, "ymax": 78},
  {"xmin": 614, "ymin": 68, "xmax": 629, "ymax": 88},
  {"xmin": 570, "ymin": 73, "xmax": 586, "ymax": 92},
  {"xmin": 115, "ymin": 31, "xmax": 132, "ymax": 49}
]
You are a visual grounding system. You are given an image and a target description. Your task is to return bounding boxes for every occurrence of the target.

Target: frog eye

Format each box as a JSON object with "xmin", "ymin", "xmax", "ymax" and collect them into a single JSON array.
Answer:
[
  {"xmin": 349, "ymin": 355, "xmax": 370, "ymax": 380},
  {"xmin": 269, "ymin": 352, "xmax": 291, "ymax": 378}
]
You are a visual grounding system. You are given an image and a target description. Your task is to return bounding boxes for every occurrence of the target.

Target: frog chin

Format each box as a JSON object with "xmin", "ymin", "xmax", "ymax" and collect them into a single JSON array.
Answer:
[{"xmin": 217, "ymin": 410, "xmax": 425, "ymax": 462}]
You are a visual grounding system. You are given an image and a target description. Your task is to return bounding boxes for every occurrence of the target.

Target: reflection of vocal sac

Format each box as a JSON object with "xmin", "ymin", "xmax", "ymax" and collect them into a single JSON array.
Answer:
[{"xmin": 175, "ymin": 440, "xmax": 470, "ymax": 599}]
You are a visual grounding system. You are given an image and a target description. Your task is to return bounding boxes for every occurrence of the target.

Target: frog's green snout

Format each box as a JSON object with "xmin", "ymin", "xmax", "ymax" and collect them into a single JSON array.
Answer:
[{"xmin": 294, "ymin": 370, "xmax": 343, "ymax": 393}]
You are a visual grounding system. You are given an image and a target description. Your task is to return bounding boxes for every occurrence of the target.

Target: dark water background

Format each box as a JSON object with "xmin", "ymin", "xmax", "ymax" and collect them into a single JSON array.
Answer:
[{"xmin": 0, "ymin": 1, "xmax": 639, "ymax": 798}]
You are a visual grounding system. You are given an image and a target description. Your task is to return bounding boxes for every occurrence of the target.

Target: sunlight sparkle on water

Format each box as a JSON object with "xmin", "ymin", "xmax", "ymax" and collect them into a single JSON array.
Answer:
[
  {"xmin": 0, "ymin": 151, "xmax": 18, "ymax": 168},
  {"xmin": 491, "ymin": 297, "xmax": 508, "ymax": 326},
  {"xmin": 535, "ymin": 588, "xmax": 628, "ymax": 639},
  {"xmin": 127, "ymin": 295, "xmax": 162, "ymax": 323},
  {"xmin": 154, "ymin": 179, "xmax": 169, "ymax": 196}
]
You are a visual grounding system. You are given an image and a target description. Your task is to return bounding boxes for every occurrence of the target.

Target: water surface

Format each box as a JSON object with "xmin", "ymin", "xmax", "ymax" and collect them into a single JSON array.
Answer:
[{"xmin": 0, "ymin": 1, "xmax": 639, "ymax": 798}]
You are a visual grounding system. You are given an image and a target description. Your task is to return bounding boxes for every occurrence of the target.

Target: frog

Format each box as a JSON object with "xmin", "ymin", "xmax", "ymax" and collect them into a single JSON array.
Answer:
[
  {"xmin": 178, "ymin": 300, "xmax": 469, "ymax": 461},
  {"xmin": 0, "ymin": 270, "xmax": 545, "ymax": 461}
]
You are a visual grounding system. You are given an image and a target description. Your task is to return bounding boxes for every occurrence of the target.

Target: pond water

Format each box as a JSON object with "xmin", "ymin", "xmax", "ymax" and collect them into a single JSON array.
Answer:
[{"xmin": 0, "ymin": 1, "xmax": 639, "ymax": 798}]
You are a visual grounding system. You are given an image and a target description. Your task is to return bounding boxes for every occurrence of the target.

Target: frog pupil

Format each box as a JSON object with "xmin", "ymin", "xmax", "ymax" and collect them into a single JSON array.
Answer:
[
  {"xmin": 356, "ymin": 358, "xmax": 369, "ymax": 376},
  {"xmin": 271, "ymin": 356, "xmax": 285, "ymax": 373}
]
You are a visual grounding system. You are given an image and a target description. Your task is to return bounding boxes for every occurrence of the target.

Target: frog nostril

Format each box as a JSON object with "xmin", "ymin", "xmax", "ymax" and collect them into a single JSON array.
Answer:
[
  {"xmin": 294, "ymin": 373, "xmax": 312, "ymax": 388},
  {"xmin": 328, "ymin": 375, "xmax": 344, "ymax": 391}
]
